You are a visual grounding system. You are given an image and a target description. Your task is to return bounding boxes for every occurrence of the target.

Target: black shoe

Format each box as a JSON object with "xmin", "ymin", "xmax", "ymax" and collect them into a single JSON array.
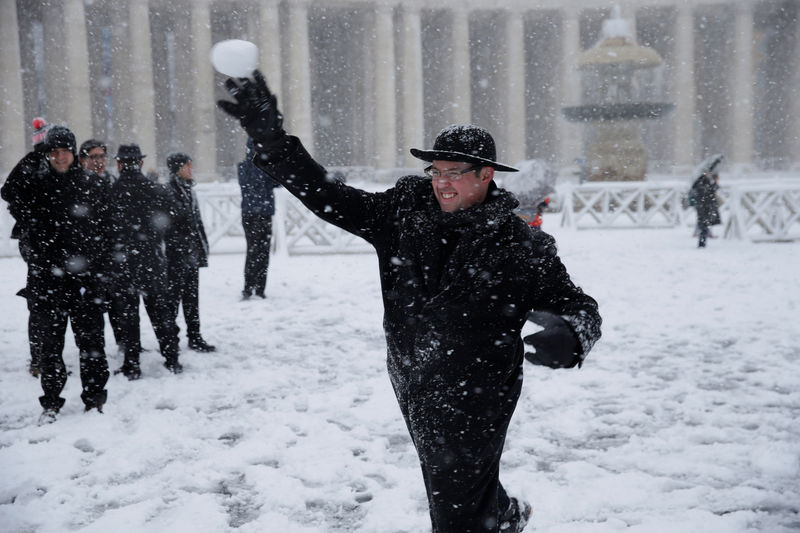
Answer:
[
  {"xmin": 188, "ymin": 337, "xmax": 216, "ymax": 352},
  {"xmin": 254, "ymin": 291, "xmax": 266, "ymax": 299},
  {"xmin": 500, "ymin": 497, "xmax": 532, "ymax": 532},
  {"xmin": 38, "ymin": 408, "xmax": 58, "ymax": 425},
  {"xmin": 241, "ymin": 290, "xmax": 252, "ymax": 301},
  {"xmin": 84, "ymin": 403, "xmax": 104, "ymax": 413},
  {"xmin": 114, "ymin": 362, "xmax": 141, "ymax": 380},
  {"xmin": 164, "ymin": 359, "xmax": 184, "ymax": 374}
]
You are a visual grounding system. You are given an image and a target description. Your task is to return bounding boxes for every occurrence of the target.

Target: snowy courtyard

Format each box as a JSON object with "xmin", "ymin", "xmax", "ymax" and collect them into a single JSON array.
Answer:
[{"xmin": 0, "ymin": 221, "xmax": 798, "ymax": 533}]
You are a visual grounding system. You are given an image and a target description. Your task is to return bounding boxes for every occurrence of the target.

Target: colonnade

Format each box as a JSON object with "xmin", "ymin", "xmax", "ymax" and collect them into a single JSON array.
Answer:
[{"xmin": 1, "ymin": 0, "xmax": 799, "ymax": 181}]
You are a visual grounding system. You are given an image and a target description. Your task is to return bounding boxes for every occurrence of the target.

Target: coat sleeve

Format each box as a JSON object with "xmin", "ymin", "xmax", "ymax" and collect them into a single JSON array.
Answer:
[
  {"xmin": 526, "ymin": 230, "xmax": 602, "ymax": 358},
  {"xmin": 252, "ymin": 136, "xmax": 392, "ymax": 244}
]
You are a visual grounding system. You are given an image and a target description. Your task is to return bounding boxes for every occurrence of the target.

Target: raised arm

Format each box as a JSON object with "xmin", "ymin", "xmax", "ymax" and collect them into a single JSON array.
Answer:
[{"xmin": 217, "ymin": 70, "xmax": 389, "ymax": 243}]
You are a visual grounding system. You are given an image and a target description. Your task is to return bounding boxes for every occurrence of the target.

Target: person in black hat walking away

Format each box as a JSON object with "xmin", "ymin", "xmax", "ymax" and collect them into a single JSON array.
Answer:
[
  {"xmin": 218, "ymin": 72, "xmax": 602, "ymax": 533},
  {"xmin": 107, "ymin": 144, "xmax": 182, "ymax": 378},
  {"xmin": 1, "ymin": 125, "xmax": 110, "ymax": 422},
  {"xmin": 164, "ymin": 153, "xmax": 216, "ymax": 352},
  {"xmin": 238, "ymin": 138, "xmax": 279, "ymax": 300}
]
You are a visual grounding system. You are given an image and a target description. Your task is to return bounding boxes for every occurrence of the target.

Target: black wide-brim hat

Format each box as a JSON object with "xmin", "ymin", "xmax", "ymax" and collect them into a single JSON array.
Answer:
[
  {"xmin": 115, "ymin": 143, "xmax": 146, "ymax": 161},
  {"xmin": 410, "ymin": 124, "xmax": 518, "ymax": 172}
]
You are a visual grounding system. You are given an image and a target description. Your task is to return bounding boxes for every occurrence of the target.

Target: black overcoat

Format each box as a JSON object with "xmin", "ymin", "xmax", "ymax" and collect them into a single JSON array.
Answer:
[
  {"xmin": 106, "ymin": 170, "xmax": 173, "ymax": 287},
  {"xmin": 691, "ymin": 174, "xmax": 721, "ymax": 228},
  {"xmin": 164, "ymin": 175, "xmax": 209, "ymax": 269},
  {"xmin": 1, "ymin": 156, "xmax": 110, "ymax": 305},
  {"xmin": 255, "ymin": 137, "xmax": 601, "ymax": 530}
]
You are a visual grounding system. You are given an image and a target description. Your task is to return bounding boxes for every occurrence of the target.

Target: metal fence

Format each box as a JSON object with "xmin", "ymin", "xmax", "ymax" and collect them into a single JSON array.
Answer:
[{"xmin": 2, "ymin": 178, "xmax": 799, "ymax": 258}]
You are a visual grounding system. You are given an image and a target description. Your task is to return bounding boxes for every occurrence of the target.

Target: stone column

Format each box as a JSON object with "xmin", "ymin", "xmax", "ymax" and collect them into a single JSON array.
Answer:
[
  {"xmin": 503, "ymin": 10, "xmax": 526, "ymax": 165},
  {"xmin": 259, "ymin": 0, "xmax": 283, "ymax": 104},
  {"xmin": 0, "ymin": 0, "xmax": 25, "ymax": 172},
  {"xmin": 673, "ymin": 4, "xmax": 696, "ymax": 171},
  {"xmin": 399, "ymin": 5, "xmax": 424, "ymax": 168},
  {"xmin": 285, "ymin": 0, "xmax": 314, "ymax": 152},
  {"xmin": 451, "ymin": 9, "xmax": 471, "ymax": 124},
  {"xmin": 731, "ymin": 1, "xmax": 755, "ymax": 169},
  {"xmin": 63, "ymin": 0, "xmax": 92, "ymax": 141},
  {"xmin": 127, "ymin": 0, "xmax": 157, "ymax": 166},
  {"xmin": 373, "ymin": 4, "xmax": 398, "ymax": 169},
  {"xmin": 792, "ymin": 7, "xmax": 800, "ymax": 165},
  {"xmin": 557, "ymin": 7, "xmax": 581, "ymax": 172},
  {"xmin": 190, "ymin": 0, "xmax": 216, "ymax": 178}
]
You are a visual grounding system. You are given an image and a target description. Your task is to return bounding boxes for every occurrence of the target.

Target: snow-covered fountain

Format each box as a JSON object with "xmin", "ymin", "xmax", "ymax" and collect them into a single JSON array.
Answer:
[{"xmin": 562, "ymin": 7, "xmax": 674, "ymax": 181}]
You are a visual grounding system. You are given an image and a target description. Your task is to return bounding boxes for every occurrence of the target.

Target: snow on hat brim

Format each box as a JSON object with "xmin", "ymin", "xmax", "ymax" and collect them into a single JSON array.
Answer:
[
  {"xmin": 409, "ymin": 148, "xmax": 519, "ymax": 172},
  {"xmin": 410, "ymin": 124, "xmax": 518, "ymax": 172},
  {"xmin": 115, "ymin": 144, "xmax": 146, "ymax": 161}
]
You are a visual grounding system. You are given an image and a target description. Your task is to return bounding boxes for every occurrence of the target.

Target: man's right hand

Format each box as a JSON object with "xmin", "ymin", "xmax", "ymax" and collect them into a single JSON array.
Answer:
[{"xmin": 217, "ymin": 70, "xmax": 287, "ymax": 149}]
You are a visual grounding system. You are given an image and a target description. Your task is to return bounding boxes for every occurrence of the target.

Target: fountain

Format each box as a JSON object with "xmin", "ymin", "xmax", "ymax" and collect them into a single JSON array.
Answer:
[{"xmin": 562, "ymin": 6, "xmax": 674, "ymax": 181}]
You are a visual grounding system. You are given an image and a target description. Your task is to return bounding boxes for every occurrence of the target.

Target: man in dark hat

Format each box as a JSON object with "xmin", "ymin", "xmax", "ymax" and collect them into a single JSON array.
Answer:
[
  {"xmin": 1, "ymin": 125, "xmax": 110, "ymax": 422},
  {"xmin": 218, "ymin": 71, "xmax": 602, "ymax": 533},
  {"xmin": 107, "ymin": 143, "xmax": 182, "ymax": 377},
  {"xmin": 163, "ymin": 152, "xmax": 216, "ymax": 352}
]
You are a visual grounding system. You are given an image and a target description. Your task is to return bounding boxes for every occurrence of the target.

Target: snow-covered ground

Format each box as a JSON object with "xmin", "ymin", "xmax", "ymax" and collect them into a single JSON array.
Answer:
[{"xmin": 1, "ymin": 219, "xmax": 798, "ymax": 533}]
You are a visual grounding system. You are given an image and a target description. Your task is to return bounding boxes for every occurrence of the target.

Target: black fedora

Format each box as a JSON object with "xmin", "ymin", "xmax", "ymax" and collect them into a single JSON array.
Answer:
[
  {"xmin": 410, "ymin": 124, "xmax": 518, "ymax": 172},
  {"xmin": 115, "ymin": 143, "xmax": 146, "ymax": 161}
]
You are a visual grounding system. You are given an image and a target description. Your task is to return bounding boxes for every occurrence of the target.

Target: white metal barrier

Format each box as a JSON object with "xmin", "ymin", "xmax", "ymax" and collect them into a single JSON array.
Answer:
[
  {"xmin": 2, "ymin": 179, "xmax": 799, "ymax": 258},
  {"xmin": 558, "ymin": 179, "xmax": 800, "ymax": 241},
  {"xmin": 723, "ymin": 183, "xmax": 800, "ymax": 241}
]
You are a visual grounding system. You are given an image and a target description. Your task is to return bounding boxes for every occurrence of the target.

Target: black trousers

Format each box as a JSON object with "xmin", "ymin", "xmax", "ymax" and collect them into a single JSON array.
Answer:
[
  {"xmin": 242, "ymin": 214, "xmax": 272, "ymax": 295},
  {"xmin": 394, "ymin": 369, "xmax": 522, "ymax": 532},
  {"xmin": 167, "ymin": 261, "xmax": 201, "ymax": 339},
  {"xmin": 112, "ymin": 275, "xmax": 179, "ymax": 362},
  {"xmin": 30, "ymin": 292, "xmax": 109, "ymax": 411}
]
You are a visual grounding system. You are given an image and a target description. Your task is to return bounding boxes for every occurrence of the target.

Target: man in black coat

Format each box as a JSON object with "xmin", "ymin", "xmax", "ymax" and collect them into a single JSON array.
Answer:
[
  {"xmin": 1, "ymin": 126, "xmax": 110, "ymax": 422},
  {"xmin": 238, "ymin": 138, "xmax": 278, "ymax": 299},
  {"xmin": 691, "ymin": 171, "xmax": 722, "ymax": 248},
  {"xmin": 107, "ymin": 144, "xmax": 182, "ymax": 378},
  {"xmin": 164, "ymin": 152, "xmax": 216, "ymax": 352},
  {"xmin": 218, "ymin": 72, "xmax": 602, "ymax": 533}
]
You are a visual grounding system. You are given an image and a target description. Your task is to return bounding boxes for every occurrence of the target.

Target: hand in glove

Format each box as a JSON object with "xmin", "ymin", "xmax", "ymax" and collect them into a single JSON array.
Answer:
[
  {"xmin": 523, "ymin": 311, "xmax": 582, "ymax": 369},
  {"xmin": 216, "ymin": 70, "xmax": 287, "ymax": 149}
]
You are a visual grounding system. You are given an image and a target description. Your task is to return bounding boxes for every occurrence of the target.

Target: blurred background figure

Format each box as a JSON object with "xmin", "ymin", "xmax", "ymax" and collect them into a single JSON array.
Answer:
[
  {"xmin": 237, "ymin": 138, "xmax": 278, "ymax": 300},
  {"xmin": 165, "ymin": 152, "xmax": 216, "ymax": 352}
]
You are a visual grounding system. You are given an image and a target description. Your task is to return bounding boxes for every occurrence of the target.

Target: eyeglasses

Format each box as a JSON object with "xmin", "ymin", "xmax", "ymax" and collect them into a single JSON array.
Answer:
[
  {"xmin": 424, "ymin": 165, "xmax": 479, "ymax": 181},
  {"xmin": 86, "ymin": 154, "xmax": 107, "ymax": 161}
]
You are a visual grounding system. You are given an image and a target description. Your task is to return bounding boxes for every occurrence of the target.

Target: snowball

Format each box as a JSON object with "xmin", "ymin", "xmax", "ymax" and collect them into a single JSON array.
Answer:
[{"xmin": 210, "ymin": 39, "xmax": 258, "ymax": 78}]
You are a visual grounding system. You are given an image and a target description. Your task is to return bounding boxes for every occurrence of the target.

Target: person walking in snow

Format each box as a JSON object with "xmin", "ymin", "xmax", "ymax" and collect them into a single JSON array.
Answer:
[
  {"xmin": 237, "ymin": 138, "xmax": 279, "ymax": 300},
  {"xmin": 690, "ymin": 171, "xmax": 722, "ymax": 248},
  {"xmin": 218, "ymin": 71, "xmax": 602, "ymax": 533},
  {"xmin": 164, "ymin": 152, "xmax": 216, "ymax": 352},
  {"xmin": 1, "ymin": 126, "xmax": 110, "ymax": 422},
  {"xmin": 107, "ymin": 144, "xmax": 182, "ymax": 378}
]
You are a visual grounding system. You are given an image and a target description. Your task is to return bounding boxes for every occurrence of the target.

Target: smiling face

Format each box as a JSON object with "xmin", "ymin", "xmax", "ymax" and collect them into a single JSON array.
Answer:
[
  {"xmin": 430, "ymin": 160, "xmax": 493, "ymax": 212},
  {"xmin": 49, "ymin": 148, "xmax": 75, "ymax": 174},
  {"xmin": 81, "ymin": 147, "xmax": 107, "ymax": 175}
]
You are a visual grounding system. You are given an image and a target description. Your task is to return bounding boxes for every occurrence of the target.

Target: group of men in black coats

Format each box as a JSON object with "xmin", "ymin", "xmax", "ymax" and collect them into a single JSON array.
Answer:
[{"xmin": 1, "ymin": 125, "xmax": 216, "ymax": 423}]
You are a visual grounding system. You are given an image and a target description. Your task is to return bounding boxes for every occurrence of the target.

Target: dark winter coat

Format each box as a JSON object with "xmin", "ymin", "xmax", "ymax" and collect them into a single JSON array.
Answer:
[
  {"xmin": 238, "ymin": 142, "xmax": 278, "ymax": 216},
  {"xmin": 164, "ymin": 174, "xmax": 209, "ymax": 269},
  {"xmin": 106, "ymin": 169, "xmax": 174, "ymax": 288},
  {"xmin": 691, "ymin": 174, "xmax": 721, "ymax": 228},
  {"xmin": 1, "ymin": 152, "xmax": 110, "ymax": 304},
  {"xmin": 254, "ymin": 136, "xmax": 602, "ymax": 432}
]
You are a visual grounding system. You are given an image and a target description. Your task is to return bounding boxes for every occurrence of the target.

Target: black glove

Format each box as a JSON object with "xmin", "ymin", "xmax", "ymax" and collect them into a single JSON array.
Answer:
[
  {"xmin": 18, "ymin": 150, "xmax": 47, "ymax": 173},
  {"xmin": 523, "ymin": 312, "xmax": 582, "ymax": 369},
  {"xmin": 216, "ymin": 70, "xmax": 287, "ymax": 149}
]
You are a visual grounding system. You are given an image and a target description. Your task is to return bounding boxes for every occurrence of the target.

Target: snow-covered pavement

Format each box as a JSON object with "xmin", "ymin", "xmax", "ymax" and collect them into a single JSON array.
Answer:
[{"xmin": 1, "ymin": 222, "xmax": 798, "ymax": 532}]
